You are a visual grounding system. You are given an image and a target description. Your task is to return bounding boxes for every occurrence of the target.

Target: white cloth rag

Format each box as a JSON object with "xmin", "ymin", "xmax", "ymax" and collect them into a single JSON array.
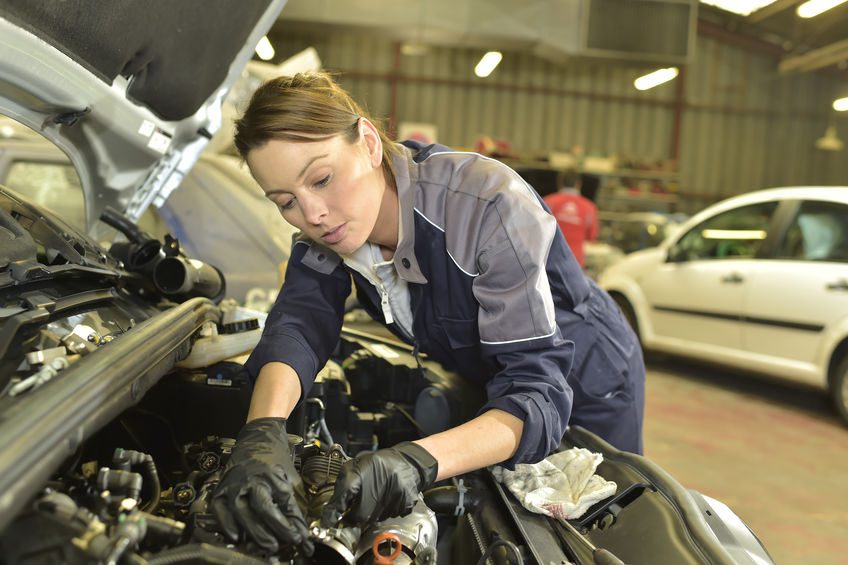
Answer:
[{"xmin": 492, "ymin": 448, "xmax": 617, "ymax": 520}]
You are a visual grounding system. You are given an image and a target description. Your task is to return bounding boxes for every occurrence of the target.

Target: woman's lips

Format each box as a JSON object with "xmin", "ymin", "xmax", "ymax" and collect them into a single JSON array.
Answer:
[{"xmin": 321, "ymin": 223, "xmax": 347, "ymax": 244}]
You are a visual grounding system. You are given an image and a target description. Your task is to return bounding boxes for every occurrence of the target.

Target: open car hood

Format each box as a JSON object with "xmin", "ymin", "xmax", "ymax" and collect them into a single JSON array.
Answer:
[{"xmin": 0, "ymin": 0, "xmax": 285, "ymax": 233}]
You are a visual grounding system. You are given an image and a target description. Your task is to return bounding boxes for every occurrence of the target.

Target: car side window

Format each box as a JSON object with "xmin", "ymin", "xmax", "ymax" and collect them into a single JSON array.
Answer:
[
  {"xmin": 5, "ymin": 160, "xmax": 86, "ymax": 229},
  {"xmin": 777, "ymin": 200, "xmax": 848, "ymax": 263},
  {"xmin": 672, "ymin": 202, "xmax": 777, "ymax": 261}
]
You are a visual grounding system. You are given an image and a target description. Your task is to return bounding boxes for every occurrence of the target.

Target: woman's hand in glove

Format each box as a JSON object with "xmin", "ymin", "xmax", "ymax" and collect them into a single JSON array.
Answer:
[
  {"xmin": 210, "ymin": 417, "xmax": 313, "ymax": 556},
  {"xmin": 320, "ymin": 442, "xmax": 438, "ymax": 528}
]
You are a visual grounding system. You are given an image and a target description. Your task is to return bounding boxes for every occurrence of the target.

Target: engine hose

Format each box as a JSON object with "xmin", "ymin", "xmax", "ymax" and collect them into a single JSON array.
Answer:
[
  {"xmin": 140, "ymin": 458, "xmax": 161, "ymax": 513},
  {"xmin": 385, "ymin": 402, "xmax": 427, "ymax": 437},
  {"xmin": 145, "ymin": 543, "xmax": 267, "ymax": 565},
  {"xmin": 139, "ymin": 512, "xmax": 185, "ymax": 545},
  {"xmin": 113, "ymin": 449, "xmax": 162, "ymax": 514},
  {"xmin": 423, "ymin": 485, "xmax": 478, "ymax": 516},
  {"xmin": 318, "ymin": 415, "xmax": 334, "ymax": 445},
  {"xmin": 97, "ymin": 468, "xmax": 143, "ymax": 501},
  {"xmin": 100, "ymin": 206, "xmax": 153, "ymax": 246}
]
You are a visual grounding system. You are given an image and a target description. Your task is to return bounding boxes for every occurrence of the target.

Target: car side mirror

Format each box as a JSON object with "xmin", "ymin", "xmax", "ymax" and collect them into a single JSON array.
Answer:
[{"xmin": 666, "ymin": 245, "xmax": 687, "ymax": 263}]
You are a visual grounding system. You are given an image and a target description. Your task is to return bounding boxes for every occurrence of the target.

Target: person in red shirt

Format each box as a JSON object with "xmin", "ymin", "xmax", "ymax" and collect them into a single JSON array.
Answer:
[{"xmin": 543, "ymin": 169, "xmax": 599, "ymax": 268}]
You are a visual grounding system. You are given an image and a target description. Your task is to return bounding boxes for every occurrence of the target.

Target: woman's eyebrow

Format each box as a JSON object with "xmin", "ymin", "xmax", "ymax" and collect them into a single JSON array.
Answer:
[
  {"xmin": 264, "ymin": 188, "xmax": 291, "ymax": 199},
  {"xmin": 263, "ymin": 152, "xmax": 330, "ymax": 199},
  {"xmin": 296, "ymin": 153, "xmax": 329, "ymax": 181}
]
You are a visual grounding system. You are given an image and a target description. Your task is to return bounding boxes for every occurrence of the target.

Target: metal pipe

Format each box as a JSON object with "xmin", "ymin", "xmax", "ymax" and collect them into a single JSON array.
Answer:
[
  {"xmin": 670, "ymin": 66, "xmax": 686, "ymax": 162},
  {"xmin": 153, "ymin": 256, "xmax": 225, "ymax": 300}
]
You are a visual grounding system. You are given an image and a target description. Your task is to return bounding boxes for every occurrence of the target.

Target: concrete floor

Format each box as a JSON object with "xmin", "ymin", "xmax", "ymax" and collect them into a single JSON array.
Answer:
[{"xmin": 642, "ymin": 355, "xmax": 848, "ymax": 565}]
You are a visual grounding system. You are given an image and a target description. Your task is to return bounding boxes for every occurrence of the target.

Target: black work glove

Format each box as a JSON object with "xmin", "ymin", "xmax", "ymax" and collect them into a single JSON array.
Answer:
[
  {"xmin": 210, "ymin": 418, "xmax": 313, "ymax": 556},
  {"xmin": 320, "ymin": 442, "xmax": 438, "ymax": 528}
]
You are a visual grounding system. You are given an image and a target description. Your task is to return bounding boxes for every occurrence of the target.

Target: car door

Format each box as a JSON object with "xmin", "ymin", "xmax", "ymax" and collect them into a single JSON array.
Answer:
[
  {"xmin": 742, "ymin": 199, "xmax": 848, "ymax": 383},
  {"xmin": 639, "ymin": 201, "xmax": 778, "ymax": 354}
]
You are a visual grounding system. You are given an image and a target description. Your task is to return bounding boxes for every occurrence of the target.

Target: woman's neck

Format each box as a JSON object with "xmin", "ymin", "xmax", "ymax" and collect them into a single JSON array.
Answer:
[{"xmin": 369, "ymin": 176, "xmax": 400, "ymax": 256}]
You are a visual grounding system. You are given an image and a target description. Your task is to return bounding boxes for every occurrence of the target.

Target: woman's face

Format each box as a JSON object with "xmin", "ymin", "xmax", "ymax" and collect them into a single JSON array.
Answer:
[{"xmin": 247, "ymin": 120, "xmax": 391, "ymax": 256}]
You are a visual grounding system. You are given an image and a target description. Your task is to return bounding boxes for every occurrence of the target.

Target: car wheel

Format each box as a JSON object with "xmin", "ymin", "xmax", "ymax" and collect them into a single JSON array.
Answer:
[
  {"xmin": 612, "ymin": 293, "xmax": 640, "ymax": 342},
  {"xmin": 832, "ymin": 355, "xmax": 848, "ymax": 426}
]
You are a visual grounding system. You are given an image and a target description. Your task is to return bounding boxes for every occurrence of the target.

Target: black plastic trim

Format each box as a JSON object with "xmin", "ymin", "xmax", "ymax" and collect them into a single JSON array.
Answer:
[
  {"xmin": 653, "ymin": 305, "xmax": 824, "ymax": 332},
  {"xmin": 566, "ymin": 426, "xmax": 759, "ymax": 565},
  {"xmin": 0, "ymin": 287, "xmax": 115, "ymax": 359}
]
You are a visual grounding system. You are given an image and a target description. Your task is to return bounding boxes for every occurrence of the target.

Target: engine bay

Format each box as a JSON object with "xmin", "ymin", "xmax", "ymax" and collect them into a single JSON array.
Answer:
[{"xmin": 0, "ymin": 321, "xmax": 494, "ymax": 565}]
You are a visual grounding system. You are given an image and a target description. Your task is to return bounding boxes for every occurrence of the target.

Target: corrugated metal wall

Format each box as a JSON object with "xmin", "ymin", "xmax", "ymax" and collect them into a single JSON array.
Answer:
[
  {"xmin": 271, "ymin": 29, "xmax": 848, "ymax": 211},
  {"xmin": 681, "ymin": 36, "xmax": 846, "ymax": 204}
]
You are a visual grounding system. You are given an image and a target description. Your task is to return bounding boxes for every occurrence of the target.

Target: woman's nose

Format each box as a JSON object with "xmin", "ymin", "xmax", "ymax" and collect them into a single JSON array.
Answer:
[{"xmin": 301, "ymin": 194, "xmax": 329, "ymax": 225}]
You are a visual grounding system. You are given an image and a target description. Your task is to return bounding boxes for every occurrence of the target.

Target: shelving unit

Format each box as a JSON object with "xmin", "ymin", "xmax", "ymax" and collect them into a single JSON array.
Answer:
[{"xmin": 499, "ymin": 156, "xmax": 682, "ymax": 214}]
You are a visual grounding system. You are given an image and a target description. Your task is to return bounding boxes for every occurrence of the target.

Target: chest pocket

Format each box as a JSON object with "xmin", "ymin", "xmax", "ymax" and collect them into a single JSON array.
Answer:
[{"xmin": 438, "ymin": 316, "xmax": 478, "ymax": 349}]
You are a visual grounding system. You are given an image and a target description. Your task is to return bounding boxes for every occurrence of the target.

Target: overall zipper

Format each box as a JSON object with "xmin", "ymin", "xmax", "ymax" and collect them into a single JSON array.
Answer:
[
  {"xmin": 379, "ymin": 278, "xmax": 423, "ymax": 373},
  {"xmin": 378, "ymin": 282, "xmax": 394, "ymax": 325},
  {"xmin": 359, "ymin": 258, "xmax": 424, "ymax": 371}
]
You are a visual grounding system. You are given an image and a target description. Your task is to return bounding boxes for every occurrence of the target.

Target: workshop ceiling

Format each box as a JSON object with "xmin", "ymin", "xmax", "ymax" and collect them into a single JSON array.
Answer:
[
  {"xmin": 699, "ymin": 0, "xmax": 848, "ymax": 74},
  {"xmin": 273, "ymin": 0, "xmax": 848, "ymax": 75}
]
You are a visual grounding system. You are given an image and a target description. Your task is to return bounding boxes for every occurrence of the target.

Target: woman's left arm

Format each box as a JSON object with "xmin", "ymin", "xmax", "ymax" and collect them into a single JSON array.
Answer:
[
  {"xmin": 319, "ymin": 410, "xmax": 524, "ymax": 528},
  {"xmin": 414, "ymin": 409, "xmax": 523, "ymax": 480}
]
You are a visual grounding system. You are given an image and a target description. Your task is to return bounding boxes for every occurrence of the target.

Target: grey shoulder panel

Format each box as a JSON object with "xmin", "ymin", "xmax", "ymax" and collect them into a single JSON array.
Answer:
[{"xmin": 415, "ymin": 151, "xmax": 558, "ymax": 344}]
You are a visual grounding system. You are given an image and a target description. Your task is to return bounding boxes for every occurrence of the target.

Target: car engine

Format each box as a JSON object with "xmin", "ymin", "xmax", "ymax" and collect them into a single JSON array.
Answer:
[{"xmin": 0, "ymin": 308, "xmax": 483, "ymax": 564}]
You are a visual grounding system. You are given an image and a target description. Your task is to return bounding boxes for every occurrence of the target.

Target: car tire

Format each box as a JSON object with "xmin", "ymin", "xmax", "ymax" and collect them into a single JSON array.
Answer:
[
  {"xmin": 612, "ymin": 293, "xmax": 640, "ymax": 342},
  {"xmin": 832, "ymin": 355, "xmax": 848, "ymax": 426}
]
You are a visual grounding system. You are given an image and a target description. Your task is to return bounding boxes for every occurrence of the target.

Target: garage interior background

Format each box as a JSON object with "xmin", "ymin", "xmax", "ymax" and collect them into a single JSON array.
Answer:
[
  {"xmin": 0, "ymin": 1, "xmax": 845, "ymax": 564},
  {"xmin": 265, "ymin": 0, "xmax": 848, "ymax": 215}
]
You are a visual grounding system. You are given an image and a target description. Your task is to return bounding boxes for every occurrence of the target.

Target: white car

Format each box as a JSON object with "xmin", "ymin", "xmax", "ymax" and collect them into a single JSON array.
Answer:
[{"xmin": 599, "ymin": 187, "xmax": 848, "ymax": 422}]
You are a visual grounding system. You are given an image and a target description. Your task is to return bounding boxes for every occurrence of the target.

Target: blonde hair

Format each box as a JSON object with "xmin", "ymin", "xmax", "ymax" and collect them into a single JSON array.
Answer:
[{"xmin": 234, "ymin": 71, "xmax": 400, "ymax": 186}]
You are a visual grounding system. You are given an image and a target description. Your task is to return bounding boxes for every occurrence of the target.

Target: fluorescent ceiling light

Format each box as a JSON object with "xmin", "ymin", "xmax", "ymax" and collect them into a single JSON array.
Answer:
[
  {"xmin": 834, "ymin": 97, "xmax": 848, "ymax": 111},
  {"xmin": 797, "ymin": 0, "xmax": 848, "ymax": 17},
  {"xmin": 702, "ymin": 229, "xmax": 767, "ymax": 240},
  {"xmin": 699, "ymin": 0, "xmax": 778, "ymax": 16},
  {"xmin": 634, "ymin": 67, "xmax": 679, "ymax": 91},
  {"xmin": 255, "ymin": 36, "xmax": 275, "ymax": 61},
  {"xmin": 474, "ymin": 51, "xmax": 503, "ymax": 78},
  {"xmin": 401, "ymin": 42, "xmax": 430, "ymax": 56}
]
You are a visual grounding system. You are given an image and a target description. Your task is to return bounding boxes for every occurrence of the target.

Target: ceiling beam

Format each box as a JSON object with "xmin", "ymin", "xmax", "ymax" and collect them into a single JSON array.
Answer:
[
  {"xmin": 748, "ymin": 0, "xmax": 801, "ymax": 23},
  {"xmin": 697, "ymin": 19, "xmax": 785, "ymax": 57},
  {"xmin": 779, "ymin": 37, "xmax": 848, "ymax": 72}
]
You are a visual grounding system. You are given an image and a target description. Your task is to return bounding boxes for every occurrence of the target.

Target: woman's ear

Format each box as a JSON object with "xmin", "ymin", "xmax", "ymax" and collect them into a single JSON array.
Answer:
[{"xmin": 358, "ymin": 117, "xmax": 383, "ymax": 169}]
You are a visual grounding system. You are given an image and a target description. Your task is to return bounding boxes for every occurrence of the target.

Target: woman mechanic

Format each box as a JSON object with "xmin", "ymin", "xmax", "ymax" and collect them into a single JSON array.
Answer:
[{"xmin": 210, "ymin": 71, "xmax": 645, "ymax": 555}]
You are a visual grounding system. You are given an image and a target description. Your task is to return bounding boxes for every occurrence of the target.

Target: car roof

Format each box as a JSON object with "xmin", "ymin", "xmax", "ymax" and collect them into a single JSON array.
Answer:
[
  {"xmin": 698, "ymin": 185, "xmax": 847, "ymax": 219},
  {"xmin": 737, "ymin": 186, "xmax": 848, "ymax": 202}
]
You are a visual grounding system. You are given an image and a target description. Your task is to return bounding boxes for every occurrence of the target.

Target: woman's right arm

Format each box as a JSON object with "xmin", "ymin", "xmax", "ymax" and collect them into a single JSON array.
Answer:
[
  {"xmin": 247, "ymin": 362, "xmax": 303, "ymax": 421},
  {"xmin": 243, "ymin": 240, "xmax": 352, "ymax": 408},
  {"xmin": 211, "ymin": 242, "xmax": 349, "ymax": 555}
]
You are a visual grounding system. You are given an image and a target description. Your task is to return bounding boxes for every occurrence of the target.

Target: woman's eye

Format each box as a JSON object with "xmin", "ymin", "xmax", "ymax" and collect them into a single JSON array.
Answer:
[
  {"xmin": 315, "ymin": 174, "xmax": 331, "ymax": 188},
  {"xmin": 279, "ymin": 199, "xmax": 296, "ymax": 211}
]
